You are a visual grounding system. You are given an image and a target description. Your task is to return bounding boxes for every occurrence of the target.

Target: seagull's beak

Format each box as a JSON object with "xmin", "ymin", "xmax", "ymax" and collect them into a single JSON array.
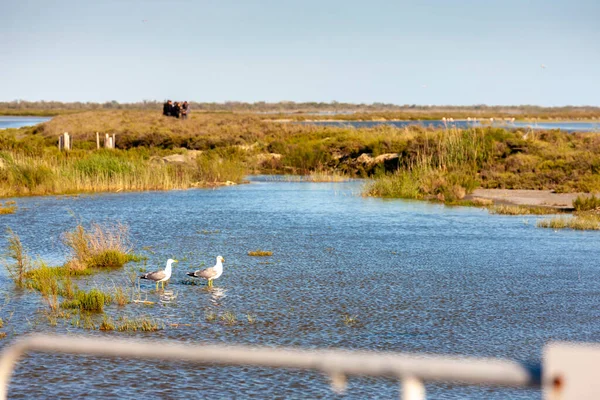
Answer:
[{"xmin": 173, "ymin": 259, "xmax": 179, "ymax": 263}]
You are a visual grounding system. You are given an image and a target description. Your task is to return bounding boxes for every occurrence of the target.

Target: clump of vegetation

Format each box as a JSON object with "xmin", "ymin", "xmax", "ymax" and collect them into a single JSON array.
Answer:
[
  {"xmin": 246, "ymin": 314, "xmax": 257, "ymax": 324},
  {"xmin": 489, "ymin": 205, "xmax": 561, "ymax": 215},
  {"xmin": 99, "ymin": 315, "xmax": 116, "ymax": 331},
  {"xmin": 63, "ymin": 222, "xmax": 137, "ymax": 271},
  {"xmin": 537, "ymin": 214, "xmax": 600, "ymax": 230},
  {"xmin": 4, "ymin": 228, "xmax": 31, "ymax": 287},
  {"xmin": 117, "ymin": 315, "xmax": 161, "ymax": 332},
  {"xmin": 60, "ymin": 289, "xmax": 112, "ymax": 312},
  {"xmin": 78, "ymin": 289, "xmax": 112, "ymax": 312},
  {"xmin": 573, "ymin": 194, "xmax": 600, "ymax": 211},
  {"xmin": 248, "ymin": 250, "xmax": 273, "ymax": 256},
  {"xmin": 342, "ymin": 314, "xmax": 360, "ymax": 327},
  {"xmin": 205, "ymin": 312, "xmax": 217, "ymax": 322},
  {"xmin": 220, "ymin": 311, "xmax": 237, "ymax": 326},
  {"xmin": 0, "ymin": 201, "xmax": 17, "ymax": 214},
  {"xmin": 113, "ymin": 286, "xmax": 129, "ymax": 306}
]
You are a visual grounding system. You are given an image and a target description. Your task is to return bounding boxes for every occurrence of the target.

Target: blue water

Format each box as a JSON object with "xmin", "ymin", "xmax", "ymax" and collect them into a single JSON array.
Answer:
[
  {"xmin": 0, "ymin": 116, "xmax": 51, "ymax": 129},
  {"xmin": 1, "ymin": 179, "xmax": 599, "ymax": 398},
  {"xmin": 305, "ymin": 120, "xmax": 600, "ymax": 133}
]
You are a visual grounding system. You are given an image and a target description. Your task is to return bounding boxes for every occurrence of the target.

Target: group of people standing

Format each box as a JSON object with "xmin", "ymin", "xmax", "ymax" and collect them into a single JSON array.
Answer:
[{"xmin": 162, "ymin": 100, "xmax": 189, "ymax": 119}]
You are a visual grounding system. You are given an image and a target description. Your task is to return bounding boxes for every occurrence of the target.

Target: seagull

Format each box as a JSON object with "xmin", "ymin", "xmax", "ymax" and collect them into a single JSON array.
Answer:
[
  {"xmin": 140, "ymin": 259, "xmax": 178, "ymax": 290},
  {"xmin": 187, "ymin": 256, "xmax": 224, "ymax": 287}
]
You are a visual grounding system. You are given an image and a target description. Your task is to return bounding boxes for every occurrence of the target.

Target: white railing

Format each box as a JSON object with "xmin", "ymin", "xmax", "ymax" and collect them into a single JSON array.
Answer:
[{"xmin": 0, "ymin": 334, "xmax": 547, "ymax": 399}]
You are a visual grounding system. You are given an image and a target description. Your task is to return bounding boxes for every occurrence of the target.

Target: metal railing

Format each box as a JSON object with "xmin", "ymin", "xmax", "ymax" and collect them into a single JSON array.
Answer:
[{"xmin": 0, "ymin": 334, "xmax": 543, "ymax": 399}]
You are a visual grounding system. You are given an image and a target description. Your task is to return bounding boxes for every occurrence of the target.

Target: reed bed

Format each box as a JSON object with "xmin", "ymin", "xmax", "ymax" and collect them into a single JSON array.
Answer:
[{"xmin": 537, "ymin": 213, "xmax": 600, "ymax": 230}]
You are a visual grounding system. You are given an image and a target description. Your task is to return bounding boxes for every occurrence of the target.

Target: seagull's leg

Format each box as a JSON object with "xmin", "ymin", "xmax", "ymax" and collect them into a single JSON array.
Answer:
[{"xmin": 155, "ymin": 281, "xmax": 159, "ymax": 291}]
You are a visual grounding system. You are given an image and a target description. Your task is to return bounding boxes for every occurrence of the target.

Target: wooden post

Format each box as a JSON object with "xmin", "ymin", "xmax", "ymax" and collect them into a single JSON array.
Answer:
[
  {"xmin": 96, "ymin": 132, "xmax": 100, "ymax": 150},
  {"xmin": 63, "ymin": 132, "xmax": 71, "ymax": 151},
  {"xmin": 58, "ymin": 135, "xmax": 63, "ymax": 151},
  {"xmin": 112, "ymin": 134, "xmax": 116, "ymax": 149},
  {"xmin": 105, "ymin": 134, "xmax": 110, "ymax": 149}
]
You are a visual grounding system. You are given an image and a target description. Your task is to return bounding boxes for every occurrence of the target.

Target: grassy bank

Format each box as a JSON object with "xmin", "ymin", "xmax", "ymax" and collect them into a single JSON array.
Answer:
[
  {"xmin": 2, "ymin": 110, "xmax": 600, "ymax": 199},
  {"xmin": 365, "ymin": 128, "xmax": 600, "ymax": 202}
]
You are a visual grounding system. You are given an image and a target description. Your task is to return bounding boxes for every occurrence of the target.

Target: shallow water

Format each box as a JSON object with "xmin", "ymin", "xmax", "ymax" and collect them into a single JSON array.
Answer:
[
  {"xmin": 0, "ymin": 116, "xmax": 51, "ymax": 130},
  {"xmin": 306, "ymin": 120, "xmax": 600, "ymax": 133},
  {"xmin": 1, "ymin": 179, "xmax": 599, "ymax": 399}
]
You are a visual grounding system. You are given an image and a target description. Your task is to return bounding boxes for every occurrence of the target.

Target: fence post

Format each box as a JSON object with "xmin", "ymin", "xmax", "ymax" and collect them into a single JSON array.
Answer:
[
  {"xmin": 96, "ymin": 132, "xmax": 100, "ymax": 150},
  {"xmin": 63, "ymin": 132, "xmax": 70, "ymax": 151},
  {"xmin": 112, "ymin": 134, "xmax": 116, "ymax": 149},
  {"xmin": 58, "ymin": 135, "xmax": 63, "ymax": 151}
]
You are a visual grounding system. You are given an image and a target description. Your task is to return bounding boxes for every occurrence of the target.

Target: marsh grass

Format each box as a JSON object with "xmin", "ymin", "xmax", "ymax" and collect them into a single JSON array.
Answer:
[
  {"xmin": 221, "ymin": 311, "xmax": 237, "ymax": 326},
  {"xmin": 3, "ymin": 110, "xmax": 600, "ymax": 199},
  {"xmin": 63, "ymin": 222, "xmax": 137, "ymax": 271},
  {"xmin": 248, "ymin": 250, "xmax": 273, "ymax": 257},
  {"xmin": 205, "ymin": 312, "xmax": 217, "ymax": 322},
  {"xmin": 246, "ymin": 314, "xmax": 257, "ymax": 324},
  {"xmin": 117, "ymin": 315, "xmax": 161, "ymax": 332},
  {"xmin": 573, "ymin": 194, "xmax": 600, "ymax": 211},
  {"xmin": 0, "ymin": 201, "xmax": 17, "ymax": 214},
  {"xmin": 537, "ymin": 213, "xmax": 600, "ymax": 230},
  {"xmin": 4, "ymin": 228, "xmax": 31, "ymax": 287},
  {"xmin": 489, "ymin": 205, "xmax": 562, "ymax": 215},
  {"xmin": 113, "ymin": 286, "xmax": 129, "ymax": 306},
  {"xmin": 342, "ymin": 314, "xmax": 359, "ymax": 327},
  {"xmin": 99, "ymin": 315, "xmax": 116, "ymax": 331},
  {"xmin": 0, "ymin": 148, "xmax": 246, "ymax": 197}
]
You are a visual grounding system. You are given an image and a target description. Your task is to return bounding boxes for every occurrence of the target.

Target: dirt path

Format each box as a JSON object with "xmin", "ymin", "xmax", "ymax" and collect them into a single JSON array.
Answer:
[{"xmin": 468, "ymin": 189, "xmax": 584, "ymax": 209}]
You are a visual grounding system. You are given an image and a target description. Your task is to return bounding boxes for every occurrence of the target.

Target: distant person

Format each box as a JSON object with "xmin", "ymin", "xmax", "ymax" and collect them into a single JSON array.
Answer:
[
  {"xmin": 172, "ymin": 102, "xmax": 181, "ymax": 118},
  {"xmin": 181, "ymin": 101, "xmax": 189, "ymax": 120},
  {"xmin": 163, "ymin": 100, "xmax": 173, "ymax": 116}
]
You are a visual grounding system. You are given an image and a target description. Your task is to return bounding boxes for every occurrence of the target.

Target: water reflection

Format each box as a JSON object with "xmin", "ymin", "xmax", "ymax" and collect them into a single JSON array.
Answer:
[{"xmin": 207, "ymin": 287, "xmax": 227, "ymax": 306}]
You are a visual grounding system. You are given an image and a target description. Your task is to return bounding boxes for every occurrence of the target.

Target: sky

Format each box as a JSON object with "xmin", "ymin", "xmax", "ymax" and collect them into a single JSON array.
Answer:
[{"xmin": 1, "ymin": 0, "xmax": 599, "ymax": 106}]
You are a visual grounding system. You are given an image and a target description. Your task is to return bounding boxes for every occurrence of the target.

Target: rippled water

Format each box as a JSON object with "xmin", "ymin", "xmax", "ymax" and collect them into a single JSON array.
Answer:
[
  {"xmin": 306, "ymin": 120, "xmax": 600, "ymax": 132},
  {"xmin": 0, "ymin": 116, "xmax": 51, "ymax": 129},
  {"xmin": 1, "ymin": 179, "xmax": 599, "ymax": 399}
]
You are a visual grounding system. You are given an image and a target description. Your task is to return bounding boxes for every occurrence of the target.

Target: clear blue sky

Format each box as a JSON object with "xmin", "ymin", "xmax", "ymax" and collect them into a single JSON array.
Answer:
[{"xmin": 1, "ymin": 0, "xmax": 599, "ymax": 105}]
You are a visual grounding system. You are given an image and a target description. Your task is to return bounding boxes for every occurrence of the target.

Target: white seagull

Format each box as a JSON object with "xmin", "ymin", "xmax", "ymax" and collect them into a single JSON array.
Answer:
[
  {"xmin": 140, "ymin": 258, "xmax": 178, "ymax": 290},
  {"xmin": 187, "ymin": 256, "xmax": 224, "ymax": 287}
]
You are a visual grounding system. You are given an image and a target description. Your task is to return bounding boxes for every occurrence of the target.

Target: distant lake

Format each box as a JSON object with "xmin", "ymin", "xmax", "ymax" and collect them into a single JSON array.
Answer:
[
  {"xmin": 0, "ymin": 116, "xmax": 51, "ymax": 129},
  {"xmin": 305, "ymin": 120, "xmax": 600, "ymax": 133}
]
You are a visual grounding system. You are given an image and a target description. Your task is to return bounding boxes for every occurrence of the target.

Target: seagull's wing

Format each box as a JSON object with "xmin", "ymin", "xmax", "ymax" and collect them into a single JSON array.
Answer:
[
  {"xmin": 143, "ymin": 270, "xmax": 166, "ymax": 281},
  {"xmin": 193, "ymin": 267, "xmax": 218, "ymax": 279}
]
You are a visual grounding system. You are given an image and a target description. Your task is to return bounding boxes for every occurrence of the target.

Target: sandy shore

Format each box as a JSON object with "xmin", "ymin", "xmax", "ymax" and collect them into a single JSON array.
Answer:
[{"xmin": 468, "ymin": 189, "xmax": 584, "ymax": 209}]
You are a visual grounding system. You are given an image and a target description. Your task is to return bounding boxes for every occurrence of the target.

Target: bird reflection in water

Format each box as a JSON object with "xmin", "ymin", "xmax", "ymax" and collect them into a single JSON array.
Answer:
[{"xmin": 207, "ymin": 287, "xmax": 227, "ymax": 306}]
